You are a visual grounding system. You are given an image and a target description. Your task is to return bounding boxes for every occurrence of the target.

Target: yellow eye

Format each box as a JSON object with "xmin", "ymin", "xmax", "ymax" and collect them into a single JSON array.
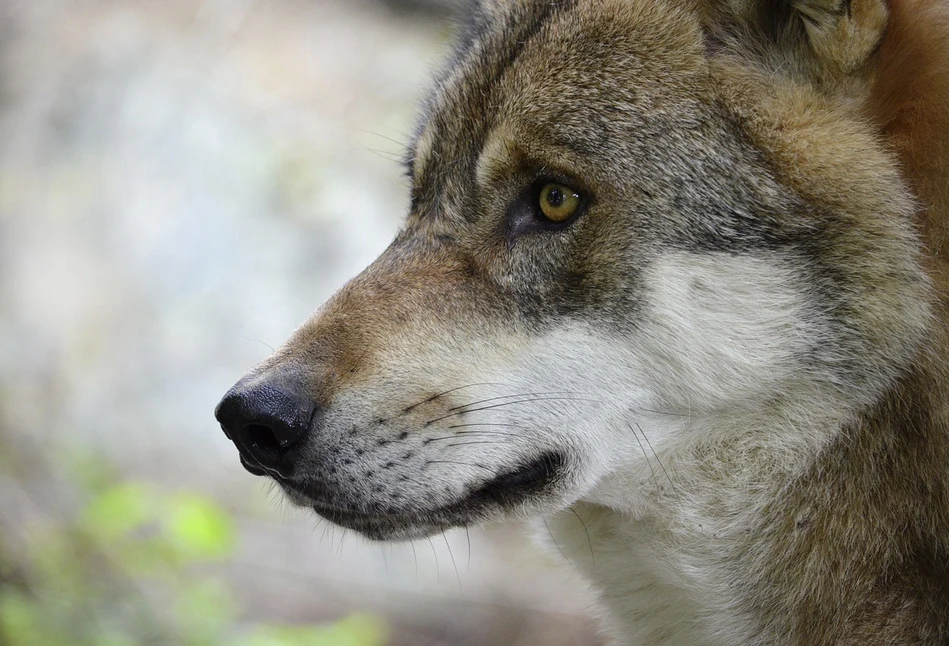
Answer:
[{"xmin": 538, "ymin": 183, "xmax": 582, "ymax": 223}]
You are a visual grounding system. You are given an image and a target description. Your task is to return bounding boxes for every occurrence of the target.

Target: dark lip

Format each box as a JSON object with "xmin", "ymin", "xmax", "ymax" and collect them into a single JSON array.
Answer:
[
  {"xmin": 236, "ymin": 447, "xmax": 297, "ymax": 480},
  {"xmin": 308, "ymin": 500, "xmax": 453, "ymax": 540},
  {"xmin": 239, "ymin": 455, "xmax": 269, "ymax": 476},
  {"xmin": 287, "ymin": 451, "xmax": 567, "ymax": 540}
]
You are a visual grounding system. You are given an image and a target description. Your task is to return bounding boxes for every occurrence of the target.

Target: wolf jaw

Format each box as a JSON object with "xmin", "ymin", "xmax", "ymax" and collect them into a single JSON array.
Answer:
[{"xmin": 216, "ymin": 0, "xmax": 949, "ymax": 643}]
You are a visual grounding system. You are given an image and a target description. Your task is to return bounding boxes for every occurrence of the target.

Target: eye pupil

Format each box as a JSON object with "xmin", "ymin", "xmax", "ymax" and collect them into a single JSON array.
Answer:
[{"xmin": 547, "ymin": 187, "xmax": 565, "ymax": 207}]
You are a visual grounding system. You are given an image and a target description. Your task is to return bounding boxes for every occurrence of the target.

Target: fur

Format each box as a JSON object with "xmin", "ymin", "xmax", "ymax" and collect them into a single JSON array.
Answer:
[{"xmin": 219, "ymin": 0, "xmax": 949, "ymax": 643}]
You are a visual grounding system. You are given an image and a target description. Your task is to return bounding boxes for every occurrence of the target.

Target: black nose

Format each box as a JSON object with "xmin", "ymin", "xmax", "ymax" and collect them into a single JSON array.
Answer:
[{"xmin": 215, "ymin": 382, "xmax": 315, "ymax": 478}]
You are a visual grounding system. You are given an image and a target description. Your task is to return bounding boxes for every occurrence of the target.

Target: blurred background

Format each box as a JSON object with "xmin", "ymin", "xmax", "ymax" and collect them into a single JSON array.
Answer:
[{"xmin": 0, "ymin": 0, "xmax": 602, "ymax": 644}]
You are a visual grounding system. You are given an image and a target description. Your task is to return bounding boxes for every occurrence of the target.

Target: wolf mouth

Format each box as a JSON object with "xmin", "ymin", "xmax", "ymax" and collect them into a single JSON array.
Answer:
[
  {"xmin": 306, "ymin": 501, "xmax": 451, "ymax": 540},
  {"xmin": 284, "ymin": 451, "xmax": 567, "ymax": 540}
]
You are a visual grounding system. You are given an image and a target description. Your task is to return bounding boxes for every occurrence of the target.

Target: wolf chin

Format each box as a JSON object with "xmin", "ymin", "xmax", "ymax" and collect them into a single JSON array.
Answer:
[{"xmin": 215, "ymin": 0, "xmax": 949, "ymax": 643}]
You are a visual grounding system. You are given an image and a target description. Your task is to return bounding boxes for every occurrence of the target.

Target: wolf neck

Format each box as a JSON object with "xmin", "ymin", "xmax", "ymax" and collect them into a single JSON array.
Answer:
[
  {"xmin": 544, "ymin": 397, "xmax": 858, "ymax": 644},
  {"xmin": 548, "ymin": 361, "xmax": 949, "ymax": 645}
]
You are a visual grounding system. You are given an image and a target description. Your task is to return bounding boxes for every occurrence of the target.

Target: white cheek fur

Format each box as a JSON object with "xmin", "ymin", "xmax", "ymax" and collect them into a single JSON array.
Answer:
[{"xmin": 636, "ymin": 252, "xmax": 814, "ymax": 408}]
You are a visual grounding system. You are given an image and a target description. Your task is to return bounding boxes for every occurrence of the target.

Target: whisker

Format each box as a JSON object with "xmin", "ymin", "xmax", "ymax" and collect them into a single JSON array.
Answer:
[
  {"xmin": 543, "ymin": 518, "xmax": 567, "ymax": 561},
  {"xmin": 570, "ymin": 507, "xmax": 595, "ymax": 566},
  {"xmin": 428, "ymin": 537, "xmax": 440, "ymax": 584},
  {"xmin": 403, "ymin": 383, "xmax": 503, "ymax": 413},
  {"xmin": 445, "ymin": 440, "xmax": 508, "ymax": 448},
  {"xmin": 637, "ymin": 406, "xmax": 690, "ymax": 418},
  {"xmin": 426, "ymin": 396, "xmax": 600, "ymax": 426},
  {"xmin": 425, "ymin": 431, "xmax": 518, "ymax": 442},
  {"xmin": 637, "ymin": 422, "xmax": 681, "ymax": 500},
  {"xmin": 349, "ymin": 128, "xmax": 408, "ymax": 148},
  {"xmin": 448, "ymin": 391, "xmax": 590, "ymax": 413},
  {"xmin": 400, "ymin": 475, "xmax": 428, "ymax": 489},
  {"xmin": 446, "ymin": 423, "xmax": 520, "ymax": 429},
  {"xmin": 310, "ymin": 516, "xmax": 325, "ymax": 538},
  {"xmin": 629, "ymin": 422, "xmax": 661, "ymax": 493},
  {"xmin": 449, "ymin": 430, "xmax": 519, "ymax": 437},
  {"xmin": 337, "ymin": 528, "xmax": 347, "ymax": 558},
  {"xmin": 443, "ymin": 534, "xmax": 462, "ymax": 589},
  {"xmin": 464, "ymin": 526, "xmax": 472, "ymax": 570},
  {"xmin": 426, "ymin": 460, "xmax": 495, "ymax": 473},
  {"xmin": 246, "ymin": 338, "xmax": 276, "ymax": 353},
  {"xmin": 356, "ymin": 144, "xmax": 405, "ymax": 164}
]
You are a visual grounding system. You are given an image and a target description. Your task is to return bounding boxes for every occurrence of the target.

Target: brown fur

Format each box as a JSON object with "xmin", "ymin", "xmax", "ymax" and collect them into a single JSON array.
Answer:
[
  {"xmin": 710, "ymin": 1, "xmax": 949, "ymax": 641},
  {"xmin": 218, "ymin": 1, "xmax": 949, "ymax": 642},
  {"xmin": 871, "ymin": 0, "xmax": 949, "ymax": 292},
  {"xmin": 259, "ymin": 244, "xmax": 509, "ymax": 401}
]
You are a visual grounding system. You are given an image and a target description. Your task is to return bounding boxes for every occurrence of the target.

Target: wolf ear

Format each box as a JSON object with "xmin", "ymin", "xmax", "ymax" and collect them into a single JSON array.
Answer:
[{"xmin": 720, "ymin": 0, "xmax": 889, "ymax": 74}]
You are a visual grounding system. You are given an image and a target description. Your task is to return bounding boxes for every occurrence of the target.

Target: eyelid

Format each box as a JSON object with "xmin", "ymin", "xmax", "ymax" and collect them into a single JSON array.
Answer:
[{"xmin": 530, "ymin": 167, "xmax": 591, "ymax": 196}]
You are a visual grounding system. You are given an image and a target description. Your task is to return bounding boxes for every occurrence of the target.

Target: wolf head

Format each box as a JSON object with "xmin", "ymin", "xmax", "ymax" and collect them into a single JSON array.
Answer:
[{"xmin": 216, "ymin": 0, "xmax": 931, "ymax": 541}]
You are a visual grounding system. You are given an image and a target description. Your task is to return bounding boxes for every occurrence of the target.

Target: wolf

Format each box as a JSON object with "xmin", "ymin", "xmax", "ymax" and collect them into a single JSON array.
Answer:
[{"xmin": 215, "ymin": 0, "xmax": 949, "ymax": 643}]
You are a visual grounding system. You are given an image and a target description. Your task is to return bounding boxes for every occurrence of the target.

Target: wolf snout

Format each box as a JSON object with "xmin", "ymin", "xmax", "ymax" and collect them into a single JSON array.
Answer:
[{"xmin": 215, "ymin": 378, "xmax": 316, "ymax": 479}]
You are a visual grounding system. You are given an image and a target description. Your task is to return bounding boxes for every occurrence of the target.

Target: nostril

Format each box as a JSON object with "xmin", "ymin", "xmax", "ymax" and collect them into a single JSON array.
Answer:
[
  {"xmin": 214, "ymin": 382, "xmax": 315, "ymax": 474},
  {"xmin": 235, "ymin": 423, "xmax": 289, "ymax": 476},
  {"xmin": 230, "ymin": 418, "xmax": 306, "ymax": 479},
  {"xmin": 245, "ymin": 423, "xmax": 282, "ymax": 451},
  {"xmin": 252, "ymin": 420, "xmax": 305, "ymax": 449},
  {"xmin": 237, "ymin": 415, "xmax": 306, "ymax": 453}
]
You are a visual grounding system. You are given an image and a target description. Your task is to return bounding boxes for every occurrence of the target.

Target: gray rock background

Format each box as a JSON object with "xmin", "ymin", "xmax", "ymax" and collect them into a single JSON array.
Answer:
[{"xmin": 0, "ymin": 0, "xmax": 602, "ymax": 644}]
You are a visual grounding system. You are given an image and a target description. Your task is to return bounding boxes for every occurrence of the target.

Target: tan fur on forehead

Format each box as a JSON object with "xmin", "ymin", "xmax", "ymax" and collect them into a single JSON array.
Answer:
[
  {"xmin": 507, "ymin": 0, "xmax": 707, "ymax": 95},
  {"xmin": 470, "ymin": 0, "xmax": 712, "ymax": 198},
  {"xmin": 475, "ymin": 125, "xmax": 518, "ymax": 189},
  {"xmin": 475, "ymin": 123, "xmax": 600, "ymax": 192}
]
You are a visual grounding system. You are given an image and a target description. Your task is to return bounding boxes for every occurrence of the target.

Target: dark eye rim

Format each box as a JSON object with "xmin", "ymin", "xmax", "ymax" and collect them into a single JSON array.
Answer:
[{"xmin": 505, "ymin": 172, "xmax": 593, "ymax": 241}]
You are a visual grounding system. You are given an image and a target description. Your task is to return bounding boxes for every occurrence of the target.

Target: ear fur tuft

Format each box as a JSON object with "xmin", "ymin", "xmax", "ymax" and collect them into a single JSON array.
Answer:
[
  {"xmin": 712, "ymin": 0, "xmax": 888, "ymax": 76},
  {"xmin": 794, "ymin": 0, "xmax": 888, "ymax": 73}
]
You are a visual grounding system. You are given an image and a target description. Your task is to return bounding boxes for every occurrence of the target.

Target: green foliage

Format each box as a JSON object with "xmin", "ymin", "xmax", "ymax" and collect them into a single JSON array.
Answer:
[
  {"xmin": 0, "ymin": 458, "xmax": 388, "ymax": 646},
  {"xmin": 81, "ymin": 482, "xmax": 154, "ymax": 541},
  {"xmin": 239, "ymin": 614, "xmax": 388, "ymax": 646},
  {"xmin": 166, "ymin": 493, "xmax": 236, "ymax": 560}
]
